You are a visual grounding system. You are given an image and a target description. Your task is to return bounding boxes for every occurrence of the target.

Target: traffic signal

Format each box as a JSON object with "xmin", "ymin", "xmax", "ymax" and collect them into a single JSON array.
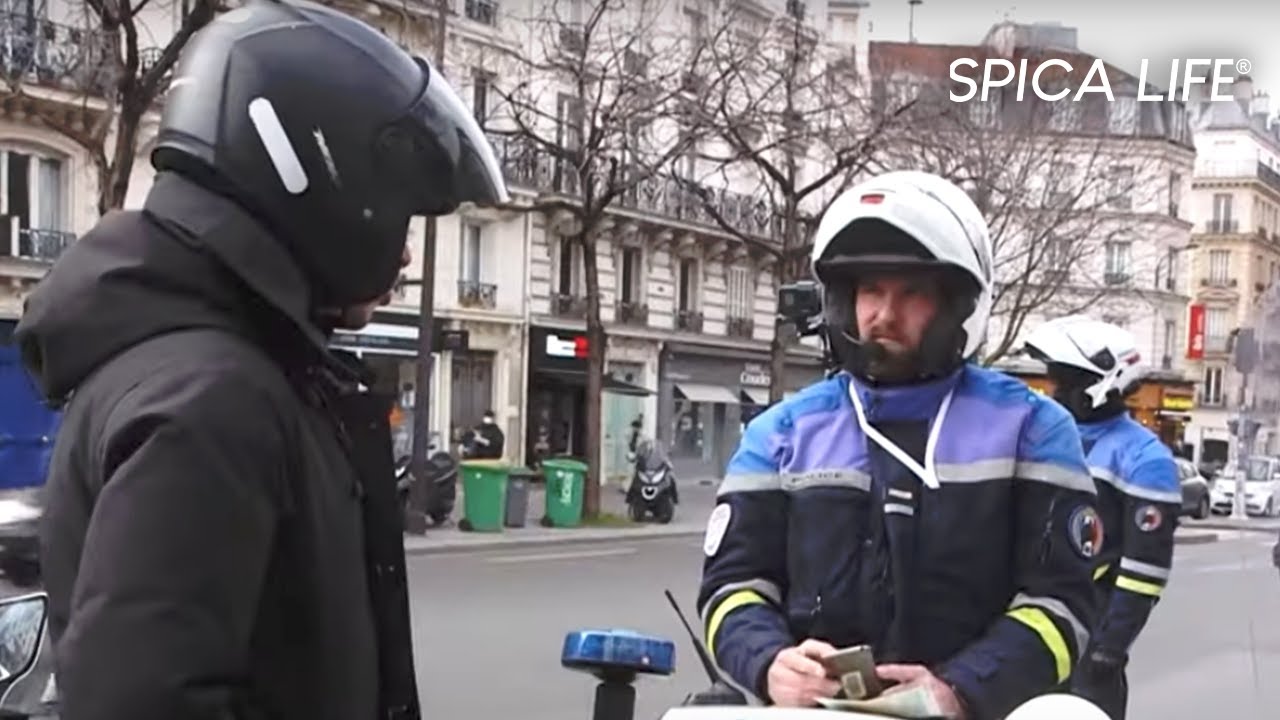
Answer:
[{"xmin": 1231, "ymin": 328, "xmax": 1258, "ymax": 374}]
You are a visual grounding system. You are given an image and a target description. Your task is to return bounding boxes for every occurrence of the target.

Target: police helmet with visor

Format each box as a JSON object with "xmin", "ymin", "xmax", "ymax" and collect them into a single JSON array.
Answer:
[
  {"xmin": 151, "ymin": 0, "xmax": 509, "ymax": 308},
  {"xmin": 1023, "ymin": 315, "xmax": 1146, "ymax": 421},
  {"xmin": 809, "ymin": 171, "xmax": 994, "ymax": 382}
]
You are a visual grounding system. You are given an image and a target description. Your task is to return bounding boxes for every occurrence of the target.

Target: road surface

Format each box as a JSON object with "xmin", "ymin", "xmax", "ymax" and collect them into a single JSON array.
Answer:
[{"xmin": 409, "ymin": 531, "xmax": 1280, "ymax": 720}]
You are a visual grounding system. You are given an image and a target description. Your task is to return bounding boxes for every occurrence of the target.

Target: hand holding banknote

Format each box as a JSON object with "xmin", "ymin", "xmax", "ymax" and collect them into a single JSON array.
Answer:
[{"xmin": 875, "ymin": 665, "xmax": 967, "ymax": 720}]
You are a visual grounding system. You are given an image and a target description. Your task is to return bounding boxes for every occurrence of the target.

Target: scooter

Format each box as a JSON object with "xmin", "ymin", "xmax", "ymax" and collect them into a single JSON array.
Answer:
[
  {"xmin": 396, "ymin": 433, "xmax": 458, "ymax": 530},
  {"xmin": 625, "ymin": 442, "xmax": 678, "ymax": 524}
]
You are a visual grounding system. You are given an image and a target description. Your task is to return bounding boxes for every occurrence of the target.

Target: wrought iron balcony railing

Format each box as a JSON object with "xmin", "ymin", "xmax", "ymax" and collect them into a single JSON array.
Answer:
[
  {"xmin": 457, "ymin": 280, "xmax": 497, "ymax": 309},
  {"xmin": 3, "ymin": 227, "xmax": 76, "ymax": 262}
]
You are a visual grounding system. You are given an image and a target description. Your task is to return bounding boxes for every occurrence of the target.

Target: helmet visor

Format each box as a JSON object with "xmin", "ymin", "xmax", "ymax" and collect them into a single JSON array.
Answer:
[{"xmin": 407, "ymin": 56, "xmax": 510, "ymax": 214}]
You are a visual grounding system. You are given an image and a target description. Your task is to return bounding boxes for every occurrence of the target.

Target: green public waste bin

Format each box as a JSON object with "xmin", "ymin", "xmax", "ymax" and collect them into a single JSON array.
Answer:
[
  {"xmin": 459, "ymin": 460, "xmax": 510, "ymax": 532},
  {"xmin": 542, "ymin": 458, "xmax": 588, "ymax": 528}
]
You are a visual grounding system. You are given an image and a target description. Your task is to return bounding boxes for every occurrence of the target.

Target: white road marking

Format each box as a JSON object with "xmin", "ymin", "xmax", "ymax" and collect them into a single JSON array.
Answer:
[{"xmin": 484, "ymin": 547, "xmax": 638, "ymax": 564}]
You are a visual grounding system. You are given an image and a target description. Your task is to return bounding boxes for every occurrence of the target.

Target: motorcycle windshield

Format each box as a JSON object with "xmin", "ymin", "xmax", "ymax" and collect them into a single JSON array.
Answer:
[{"xmin": 638, "ymin": 443, "xmax": 671, "ymax": 472}]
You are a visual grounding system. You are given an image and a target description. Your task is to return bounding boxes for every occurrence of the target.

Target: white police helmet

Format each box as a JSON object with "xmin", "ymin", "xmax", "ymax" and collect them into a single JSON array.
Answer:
[
  {"xmin": 1004, "ymin": 693, "xmax": 1110, "ymax": 720},
  {"xmin": 1024, "ymin": 315, "xmax": 1146, "ymax": 409},
  {"xmin": 810, "ymin": 171, "xmax": 994, "ymax": 366}
]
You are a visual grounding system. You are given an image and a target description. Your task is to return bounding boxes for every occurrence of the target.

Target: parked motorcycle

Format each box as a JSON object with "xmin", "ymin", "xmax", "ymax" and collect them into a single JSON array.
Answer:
[
  {"xmin": 625, "ymin": 441, "xmax": 678, "ymax": 524},
  {"xmin": 396, "ymin": 432, "xmax": 459, "ymax": 531}
]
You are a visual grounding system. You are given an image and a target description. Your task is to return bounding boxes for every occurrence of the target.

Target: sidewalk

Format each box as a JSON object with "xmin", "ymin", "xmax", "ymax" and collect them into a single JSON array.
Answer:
[
  {"xmin": 1182, "ymin": 515, "xmax": 1280, "ymax": 535},
  {"xmin": 403, "ymin": 476, "xmax": 720, "ymax": 555},
  {"xmin": 403, "ymin": 477, "xmax": 1227, "ymax": 554}
]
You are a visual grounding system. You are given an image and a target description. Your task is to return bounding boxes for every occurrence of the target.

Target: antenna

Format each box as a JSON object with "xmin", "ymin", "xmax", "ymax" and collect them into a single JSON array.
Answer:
[{"xmin": 663, "ymin": 589, "xmax": 749, "ymax": 706}]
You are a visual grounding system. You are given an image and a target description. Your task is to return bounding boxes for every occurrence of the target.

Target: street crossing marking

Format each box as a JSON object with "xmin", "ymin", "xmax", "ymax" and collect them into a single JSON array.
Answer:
[{"xmin": 484, "ymin": 547, "xmax": 638, "ymax": 564}]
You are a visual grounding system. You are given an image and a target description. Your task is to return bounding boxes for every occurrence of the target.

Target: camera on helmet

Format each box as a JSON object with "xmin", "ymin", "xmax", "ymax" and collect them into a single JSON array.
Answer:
[{"xmin": 777, "ymin": 281, "xmax": 824, "ymax": 338}]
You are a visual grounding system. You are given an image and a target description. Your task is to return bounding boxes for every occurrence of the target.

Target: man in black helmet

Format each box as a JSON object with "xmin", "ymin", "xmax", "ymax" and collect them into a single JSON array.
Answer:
[{"xmin": 13, "ymin": 1, "xmax": 507, "ymax": 718}]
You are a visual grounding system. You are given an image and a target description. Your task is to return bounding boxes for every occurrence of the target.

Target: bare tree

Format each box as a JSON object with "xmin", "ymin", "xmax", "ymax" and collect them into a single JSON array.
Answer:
[
  {"xmin": 874, "ymin": 73, "xmax": 1167, "ymax": 365},
  {"xmin": 2, "ymin": 1, "xmax": 220, "ymax": 215},
  {"xmin": 682, "ymin": 7, "xmax": 910, "ymax": 401},
  {"xmin": 483, "ymin": 0, "xmax": 717, "ymax": 517}
]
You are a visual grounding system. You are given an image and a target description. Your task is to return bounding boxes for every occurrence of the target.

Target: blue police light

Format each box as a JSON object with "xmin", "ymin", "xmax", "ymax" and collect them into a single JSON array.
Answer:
[{"xmin": 561, "ymin": 629, "xmax": 676, "ymax": 677}]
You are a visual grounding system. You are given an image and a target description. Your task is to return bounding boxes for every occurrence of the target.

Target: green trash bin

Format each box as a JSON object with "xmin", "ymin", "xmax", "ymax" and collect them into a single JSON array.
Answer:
[
  {"xmin": 541, "ymin": 458, "xmax": 588, "ymax": 528},
  {"xmin": 459, "ymin": 460, "xmax": 510, "ymax": 532}
]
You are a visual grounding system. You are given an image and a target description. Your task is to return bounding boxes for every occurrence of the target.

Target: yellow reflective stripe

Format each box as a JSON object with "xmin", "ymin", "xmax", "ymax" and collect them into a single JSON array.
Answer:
[
  {"xmin": 1093, "ymin": 563, "xmax": 1111, "ymax": 581},
  {"xmin": 1007, "ymin": 607, "xmax": 1072, "ymax": 683},
  {"xmin": 1116, "ymin": 575, "xmax": 1164, "ymax": 597},
  {"xmin": 706, "ymin": 590, "xmax": 768, "ymax": 660}
]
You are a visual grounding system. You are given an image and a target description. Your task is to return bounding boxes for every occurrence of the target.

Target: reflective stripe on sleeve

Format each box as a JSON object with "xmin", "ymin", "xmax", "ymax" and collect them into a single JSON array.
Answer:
[
  {"xmin": 705, "ymin": 590, "xmax": 769, "ymax": 661},
  {"xmin": 1009, "ymin": 593, "xmax": 1090, "ymax": 662},
  {"xmin": 1014, "ymin": 461, "xmax": 1098, "ymax": 494},
  {"xmin": 1093, "ymin": 563, "xmax": 1111, "ymax": 581},
  {"xmin": 1119, "ymin": 557, "xmax": 1170, "ymax": 580},
  {"xmin": 1089, "ymin": 466, "xmax": 1182, "ymax": 504},
  {"xmin": 1006, "ymin": 606, "xmax": 1073, "ymax": 683},
  {"xmin": 1115, "ymin": 576, "xmax": 1164, "ymax": 597}
]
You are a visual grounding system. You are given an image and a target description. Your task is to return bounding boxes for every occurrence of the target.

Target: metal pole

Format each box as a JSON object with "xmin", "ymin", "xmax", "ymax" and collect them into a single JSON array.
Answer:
[
  {"xmin": 407, "ymin": 0, "xmax": 450, "ymax": 532},
  {"xmin": 908, "ymin": 0, "xmax": 922, "ymax": 43},
  {"xmin": 1232, "ymin": 371, "xmax": 1251, "ymax": 520}
]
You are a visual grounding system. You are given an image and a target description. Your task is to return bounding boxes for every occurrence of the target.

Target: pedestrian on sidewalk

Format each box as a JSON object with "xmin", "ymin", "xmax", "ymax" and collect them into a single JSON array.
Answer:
[
  {"xmin": 12, "ymin": 2, "xmax": 506, "ymax": 718},
  {"xmin": 697, "ymin": 171, "xmax": 1100, "ymax": 719},
  {"xmin": 1024, "ymin": 317, "xmax": 1180, "ymax": 720}
]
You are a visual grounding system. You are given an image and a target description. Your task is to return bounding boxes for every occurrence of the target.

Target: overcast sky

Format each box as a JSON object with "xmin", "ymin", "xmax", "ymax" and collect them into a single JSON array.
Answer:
[{"xmin": 859, "ymin": 0, "xmax": 1280, "ymax": 114}]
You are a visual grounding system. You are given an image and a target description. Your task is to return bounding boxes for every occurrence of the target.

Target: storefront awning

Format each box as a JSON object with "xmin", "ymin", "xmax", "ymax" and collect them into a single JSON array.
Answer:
[
  {"xmin": 537, "ymin": 368, "xmax": 655, "ymax": 396},
  {"xmin": 676, "ymin": 383, "xmax": 742, "ymax": 405},
  {"xmin": 742, "ymin": 388, "xmax": 770, "ymax": 405}
]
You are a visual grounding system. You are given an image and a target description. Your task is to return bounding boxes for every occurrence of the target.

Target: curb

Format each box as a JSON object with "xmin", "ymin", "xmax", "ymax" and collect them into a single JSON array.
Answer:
[
  {"xmin": 1174, "ymin": 531, "xmax": 1219, "ymax": 545},
  {"xmin": 1183, "ymin": 522, "xmax": 1280, "ymax": 535},
  {"xmin": 404, "ymin": 528, "xmax": 704, "ymax": 556}
]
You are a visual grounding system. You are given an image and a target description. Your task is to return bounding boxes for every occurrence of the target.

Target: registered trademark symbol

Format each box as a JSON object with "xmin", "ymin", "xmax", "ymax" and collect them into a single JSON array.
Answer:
[{"xmin": 1237, "ymin": 59, "xmax": 1252, "ymax": 74}]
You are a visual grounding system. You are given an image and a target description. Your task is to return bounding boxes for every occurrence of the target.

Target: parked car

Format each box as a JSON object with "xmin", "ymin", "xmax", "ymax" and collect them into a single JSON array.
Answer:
[
  {"xmin": 1175, "ymin": 458, "xmax": 1211, "ymax": 519},
  {"xmin": 1210, "ymin": 457, "xmax": 1280, "ymax": 516}
]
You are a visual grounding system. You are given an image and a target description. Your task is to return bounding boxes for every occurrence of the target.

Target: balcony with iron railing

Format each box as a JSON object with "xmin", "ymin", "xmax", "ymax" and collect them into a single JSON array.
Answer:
[
  {"xmin": 1203, "ymin": 218, "xmax": 1239, "ymax": 234},
  {"xmin": 726, "ymin": 315, "xmax": 754, "ymax": 339},
  {"xmin": 1201, "ymin": 276, "xmax": 1238, "ymax": 289},
  {"xmin": 551, "ymin": 292, "xmax": 587, "ymax": 318},
  {"xmin": 484, "ymin": 132, "xmax": 786, "ymax": 242},
  {"xmin": 675, "ymin": 309, "xmax": 704, "ymax": 333},
  {"xmin": 1103, "ymin": 271, "xmax": 1131, "ymax": 286},
  {"xmin": 1, "ymin": 12, "xmax": 113, "ymax": 95},
  {"xmin": 3, "ymin": 227, "xmax": 76, "ymax": 263},
  {"xmin": 457, "ymin": 280, "xmax": 497, "ymax": 309},
  {"xmin": 464, "ymin": 0, "xmax": 497, "ymax": 25},
  {"xmin": 615, "ymin": 300, "xmax": 648, "ymax": 326},
  {"xmin": 1194, "ymin": 159, "xmax": 1280, "ymax": 196}
]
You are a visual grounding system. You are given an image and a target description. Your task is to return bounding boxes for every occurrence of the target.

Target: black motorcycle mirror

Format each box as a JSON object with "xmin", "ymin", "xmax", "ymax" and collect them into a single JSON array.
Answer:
[
  {"xmin": 0, "ymin": 592, "xmax": 51, "ymax": 712},
  {"xmin": 663, "ymin": 589, "xmax": 749, "ymax": 706}
]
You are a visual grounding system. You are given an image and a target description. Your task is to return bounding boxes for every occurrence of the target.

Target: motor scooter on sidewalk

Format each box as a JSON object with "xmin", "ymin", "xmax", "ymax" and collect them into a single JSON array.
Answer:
[
  {"xmin": 396, "ymin": 432, "xmax": 458, "ymax": 533},
  {"xmin": 625, "ymin": 440, "xmax": 678, "ymax": 524}
]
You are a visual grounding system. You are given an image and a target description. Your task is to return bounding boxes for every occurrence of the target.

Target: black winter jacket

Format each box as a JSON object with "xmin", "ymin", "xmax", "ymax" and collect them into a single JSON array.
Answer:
[{"xmin": 14, "ymin": 172, "xmax": 420, "ymax": 720}]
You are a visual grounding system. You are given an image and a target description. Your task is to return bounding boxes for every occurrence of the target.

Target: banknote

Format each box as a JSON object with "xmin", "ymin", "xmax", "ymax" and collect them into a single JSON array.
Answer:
[{"xmin": 816, "ymin": 685, "xmax": 945, "ymax": 719}]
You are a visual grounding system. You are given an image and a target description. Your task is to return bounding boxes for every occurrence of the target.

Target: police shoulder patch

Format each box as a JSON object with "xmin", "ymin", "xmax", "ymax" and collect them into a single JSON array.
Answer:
[
  {"xmin": 1067, "ymin": 504, "xmax": 1104, "ymax": 559},
  {"xmin": 704, "ymin": 503, "xmax": 733, "ymax": 557},
  {"xmin": 1134, "ymin": 504, "xmax": 1163, "ymax": 532}
]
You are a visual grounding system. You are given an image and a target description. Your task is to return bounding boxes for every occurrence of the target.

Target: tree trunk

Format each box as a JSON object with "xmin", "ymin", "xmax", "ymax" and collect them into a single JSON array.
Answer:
[
  {"xmin": 767, "ymin": 199, "xmax": 802, "ymax": 403},
  {"xmin": 97, "ymin": 101, "xmax": 144, "ymax": 215},
  {"xmin": 581, "ymin": 230, "xmax": 605, "ymax": 519}
]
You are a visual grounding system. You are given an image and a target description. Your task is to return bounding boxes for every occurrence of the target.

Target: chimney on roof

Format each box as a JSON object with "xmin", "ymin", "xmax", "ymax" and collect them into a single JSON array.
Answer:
[{"xmin": 1234, "ymin": 74, "xmax": 1254, "ymax": 113}]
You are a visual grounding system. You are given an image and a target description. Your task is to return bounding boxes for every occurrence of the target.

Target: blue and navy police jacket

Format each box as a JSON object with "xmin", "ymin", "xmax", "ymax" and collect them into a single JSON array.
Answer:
[
  {"xmin": 696, "ymin": 366, "xmax": 1102, "ymax": 720},
  {"xmin": 1078, "ymin": 413, "xmax": 1179, "ymax": 659}
]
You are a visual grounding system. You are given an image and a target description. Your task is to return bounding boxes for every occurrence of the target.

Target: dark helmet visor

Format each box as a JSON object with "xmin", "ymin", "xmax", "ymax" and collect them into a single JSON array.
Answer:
[{"xmin": 407, "ymin": 56, "xmax": 510, "ymax": 215}]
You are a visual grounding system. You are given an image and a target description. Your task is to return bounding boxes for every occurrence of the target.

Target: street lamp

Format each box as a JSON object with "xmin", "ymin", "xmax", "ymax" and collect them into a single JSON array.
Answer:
[{"xmin": 908, "ymin": 0, "xmax": 922, "ymax": 43}]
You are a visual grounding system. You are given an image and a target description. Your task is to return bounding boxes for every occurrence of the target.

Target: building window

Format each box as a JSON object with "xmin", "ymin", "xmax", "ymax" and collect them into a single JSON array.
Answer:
[
  {"xmin": 1208, "ymin": 249, "xmax": 1230, "ymax": 285},
  {"xmin": 1205, "ymin": 307, "xmax": 1229, "ymax": 352},
  {"xmin": 556, "ymin": 235, "xmax": 583, "ymax": 296},
  {"xmin": 1202, "ymin": 366, "xmax": 1224, "ymax": 406},
  {"xmin": 1211, "ymin": 193, "xmax": 1234, "ymax": 232},
  {"xmin": 726, "ymin": 266, "xmax": 754, "ymax": 319},
  {"xmin": 459, "ymin": 222, "xmax": 482, "ymax": 283},
  {"xmin": 1163, "ymin": 319, "xmax": 1176, "ymax": 367},
  {"xmin": 1107, "ymin": 165, "xmax": 1134, "ymax": 210},
  {"xmin": 471, "ymin": 69, "xmax": 494, "ymax": 125},
  {"xmin": 619, "ymin": 246, "xmax": 642, "ymax": 303},
  {"xmin": 1168, "ymin": 171, "xmax": 1181, "ymax": 217},
  {"xmin": 1104, "ymin": 241, "xmax": 1131, "ymax": 283},
  {"xmin": 677, "ymin": 258, "xmax": 699, "ymax": 312},
  {"xmin": 1, "ymin": 147, "xmax": 68, "ymax": 258}
]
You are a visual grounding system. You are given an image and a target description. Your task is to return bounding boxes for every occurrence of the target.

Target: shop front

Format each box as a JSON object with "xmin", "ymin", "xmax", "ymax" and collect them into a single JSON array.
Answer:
[
  {"xmin": 329, "ymin": 311, "xmax": 469, "ymax": 458},
  {"xmin": 658, "ymin": 342, "xmax": 823, "ymax": 480},
  {"xmin": 1004, "ymin": 367, "xmax": 1196, "ymax": 455},
  {"xmin": 524, "ymin": 325, "xmax": 654, "ymax": 469}
]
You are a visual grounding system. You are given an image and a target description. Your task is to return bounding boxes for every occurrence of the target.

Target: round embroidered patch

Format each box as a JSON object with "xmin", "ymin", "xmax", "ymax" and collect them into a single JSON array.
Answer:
[
  {"xmin": 1068, "ymin": 505, "xmax": 1104, "ymax": 559},
  {"xmin": 1134, "ymin": 504, "xmax": 1163, "ymax": 533},
  {"xmin": 703, "ymin": 503, "xmax": 732, "ymax": 557}
]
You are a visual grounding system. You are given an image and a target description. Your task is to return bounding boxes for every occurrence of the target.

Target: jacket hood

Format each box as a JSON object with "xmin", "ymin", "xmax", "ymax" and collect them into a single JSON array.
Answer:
[{"xmin": 15, "ymin": 172, "xmax": 333, "ymax": 404}]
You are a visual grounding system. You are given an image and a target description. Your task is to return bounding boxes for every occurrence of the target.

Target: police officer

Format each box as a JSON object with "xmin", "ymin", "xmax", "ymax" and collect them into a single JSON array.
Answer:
[
  {"xmin": 14, "ymin": 1, "xmax": 506, "ymax": 718},
  {"xmin": 696, "ymin": 171, "xmax": 1101, "ymax": 720},
  {"xmin": 1024, "ymin": 316, "xmax": 1180, "ymax": 720}
]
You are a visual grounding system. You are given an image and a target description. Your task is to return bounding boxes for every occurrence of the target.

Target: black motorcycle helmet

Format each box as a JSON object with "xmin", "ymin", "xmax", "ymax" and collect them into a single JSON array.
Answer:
[{"xmin": 151, "ymin": 0, "xmax": 508, "ymax": 307}]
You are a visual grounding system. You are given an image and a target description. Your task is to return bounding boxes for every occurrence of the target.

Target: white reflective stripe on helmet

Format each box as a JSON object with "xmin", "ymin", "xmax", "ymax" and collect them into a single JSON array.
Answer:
[
  {"xmin": 809, "ymin": 171, "xmax": 994, "ymax": 359},
  {"xmin": 1024, "ymin": 315, "xmax": 1146, "ymax": 408}
]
